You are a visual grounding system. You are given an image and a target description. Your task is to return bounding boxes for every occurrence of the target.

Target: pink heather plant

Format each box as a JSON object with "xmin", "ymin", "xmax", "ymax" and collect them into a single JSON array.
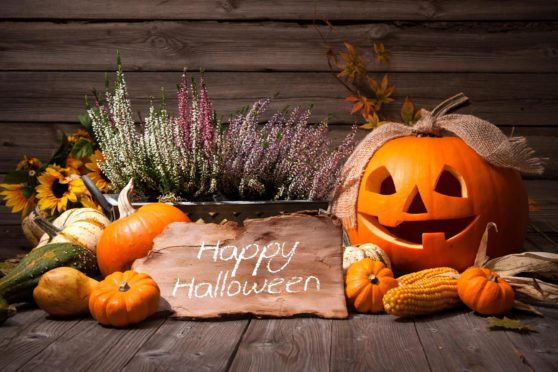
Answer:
[
  {"xmin": 90, "ymin": 61, "xmax": 355, "ymax": 201},
  {"xmin": 220, "ymin": 99, "xmax": 356, "ymax": 200}
]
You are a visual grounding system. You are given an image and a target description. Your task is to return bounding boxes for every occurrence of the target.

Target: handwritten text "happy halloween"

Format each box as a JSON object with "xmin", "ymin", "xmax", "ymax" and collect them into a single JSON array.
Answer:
[{"xmin": 171, "ymin": 240, "xmax": 321, "ymax": 299}]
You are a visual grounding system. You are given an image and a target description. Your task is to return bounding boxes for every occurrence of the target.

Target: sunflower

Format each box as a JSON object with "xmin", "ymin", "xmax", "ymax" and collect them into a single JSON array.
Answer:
[
  {"xmin": 67, "ymin": 129, "xmax": 92, "ymax": 144},
  {"xmin": 36, "ymin": 165, "xmax": 87, "ymax": 215},
  {"xmin": 84, "ymin": 150, "xmax": 110, "ymax": 192},
  {"xmin": 0, "ymin": 183, "xmax": 36, "ymax": 218},
  {"xmin": 66, "ymin": 154, "xmax": 85, "ymax": 174},
  {"xmin": 16, "ymin": 156, "xmax": 43, "ymax": 171},
  {"xmin": 78, "ymin": 193, "xmax": 102, "ymax": 211}
]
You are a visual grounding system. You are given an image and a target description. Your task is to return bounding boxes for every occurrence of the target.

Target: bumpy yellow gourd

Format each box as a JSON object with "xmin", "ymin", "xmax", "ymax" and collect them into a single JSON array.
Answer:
[
  {"xmin": 397, "ymin": 267, "xmax": 458, "ymax": 286},
  {"xmin": 383, "ymin": 276, "xmax": 460, "ymax": 317},
  {"xmin": 33, "ymin": 267, "xmax": 99, "ymax": 317}
]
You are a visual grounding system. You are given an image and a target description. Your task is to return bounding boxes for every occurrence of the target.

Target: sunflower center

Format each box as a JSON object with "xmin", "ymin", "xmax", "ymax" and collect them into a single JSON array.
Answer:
[{"xmin": 52, "ymin": 180, "xmax": 69, "ymax": 198}]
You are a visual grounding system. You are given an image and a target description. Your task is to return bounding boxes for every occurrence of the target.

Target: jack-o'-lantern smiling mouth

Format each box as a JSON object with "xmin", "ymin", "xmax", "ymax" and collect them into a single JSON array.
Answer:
[{"xmin": 362, "ymin": 215, "xmax": 478, "ymax": 246}]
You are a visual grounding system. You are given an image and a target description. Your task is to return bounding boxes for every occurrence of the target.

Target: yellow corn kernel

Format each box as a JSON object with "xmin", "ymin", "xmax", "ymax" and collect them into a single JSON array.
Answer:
[
  {"xmin": 397, "ymin": 267, "xmax": 459, "ymax": 286},
  {"xmin": 383, "ymin": 276, "xmax": 460, "ymax": 317}
]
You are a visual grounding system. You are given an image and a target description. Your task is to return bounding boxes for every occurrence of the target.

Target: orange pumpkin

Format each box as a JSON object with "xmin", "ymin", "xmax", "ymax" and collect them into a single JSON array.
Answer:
[
  {"xmin": 347, "ymin": 136, "xmax": 528, "ymax": 274},
  {"xmin": 96, "ymin": 179, "xmax": 190, "ymax": 276},
  {"xmin": 345, "ymin": 258, "xmax": 398, "ymax": 313},
  {"xmin": 457, "ymin": 267, "xmax": 515, "ymax": 315},
  {"xmin": 89, "ymin": 270, "xmax": 160, "ymax": 327}
]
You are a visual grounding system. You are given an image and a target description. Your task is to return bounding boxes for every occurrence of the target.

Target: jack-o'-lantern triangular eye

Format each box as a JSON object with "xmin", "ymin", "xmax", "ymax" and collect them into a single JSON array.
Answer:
[
  {"xmin": 366, "ymin": 166, "xmax": 396, "ymax": 195},
  {"xmin": 435, "ymin": 167, "xmax": 465, "ymax": 197}
]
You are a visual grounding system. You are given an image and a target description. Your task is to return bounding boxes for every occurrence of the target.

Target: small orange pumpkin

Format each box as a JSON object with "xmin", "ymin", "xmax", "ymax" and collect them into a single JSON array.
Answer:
[
  {"xmin": 345, "ymin": 258, "xmax": 398, "ymax": 313},
  {"xmin": 457, "ymin": 267, "xmax": 515, "ymax": 315},
  {"xmin": 96, "ymin": 179, "xmax": 190, "ymax": 276},
  {"xmin": 89, "ymin": 270, "xmax": 160, "ymax": 327}
]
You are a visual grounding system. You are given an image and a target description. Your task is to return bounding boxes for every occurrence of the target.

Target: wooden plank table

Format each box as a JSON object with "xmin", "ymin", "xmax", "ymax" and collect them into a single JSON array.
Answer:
[
  {"xmin": 1, "ymin": 180, "xmax": 557, "ymax": 372},
  {"xmin": 1, "ymin": 304, "xmax": 557, "ymax": 371}
]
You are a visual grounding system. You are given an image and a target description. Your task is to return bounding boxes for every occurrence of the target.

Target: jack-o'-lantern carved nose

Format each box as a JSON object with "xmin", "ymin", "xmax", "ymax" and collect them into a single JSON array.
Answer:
[{"xmin": 407, "ymin": 191, "xmax": 427, "ymax": 214}]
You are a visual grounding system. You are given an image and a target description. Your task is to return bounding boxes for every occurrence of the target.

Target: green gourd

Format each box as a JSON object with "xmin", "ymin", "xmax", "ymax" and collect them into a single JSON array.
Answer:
[{"xmin": 0, "ymin": 243, "xmax": 99, "ymax": 304}]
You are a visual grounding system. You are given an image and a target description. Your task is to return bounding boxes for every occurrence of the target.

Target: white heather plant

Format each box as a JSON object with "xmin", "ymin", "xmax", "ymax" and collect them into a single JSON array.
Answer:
[{"xmin": 89, "ymin": 62, "xmax": 356, "ymax": 201}]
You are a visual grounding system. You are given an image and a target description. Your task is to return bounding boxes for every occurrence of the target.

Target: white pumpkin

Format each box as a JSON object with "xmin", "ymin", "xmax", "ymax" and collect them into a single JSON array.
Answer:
[
  {"xmin": 36, "ymin": 208, "xmax": 111, "ymax": 253},
  {"xmin": 343, "ymin": 243, "xmax": 392, "ymax": 272}
]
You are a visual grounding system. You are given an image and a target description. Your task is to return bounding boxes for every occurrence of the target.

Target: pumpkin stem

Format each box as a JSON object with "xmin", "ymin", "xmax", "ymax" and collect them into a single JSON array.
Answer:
[
  {"xmin": 33, "ymin": 215, "xmax": 61, "ymax": 239},
  {"xmin": 118, "ymin": 178, "xmax": 136, "ymax": 219},
  {"xmin": 118, "ymin": 280, "xmax": 130, "ymax": 292},
  {"xmin": 431, "ymin": 93, "xmax": 469, "ymax": 119},
  {"xmin": 488, "ymin": 274, "xmax": 499, "ymax": 282},
  {"xmin": 368, "ymin": 274, "xmax": 379, "ymax": 284},
  {"xmin": 473, "ymin": 222, "xmax": 498, "ymax": 267}
]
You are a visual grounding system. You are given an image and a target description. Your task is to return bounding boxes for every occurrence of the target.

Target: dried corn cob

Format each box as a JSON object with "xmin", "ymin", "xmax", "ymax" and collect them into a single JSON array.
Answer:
[
  {"xmin": 383, "ymin": 276, "xmax": 460, "ymax": 317},
  {"xmin": 397, "ymin": 267, "xmax": 459, "ymax": 286}
]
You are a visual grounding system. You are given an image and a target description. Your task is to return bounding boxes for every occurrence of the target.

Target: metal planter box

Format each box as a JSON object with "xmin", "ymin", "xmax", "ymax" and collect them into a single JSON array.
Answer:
[{"xmin": 104, "ymin": 195, "xmax": 329, "ymax": 223}]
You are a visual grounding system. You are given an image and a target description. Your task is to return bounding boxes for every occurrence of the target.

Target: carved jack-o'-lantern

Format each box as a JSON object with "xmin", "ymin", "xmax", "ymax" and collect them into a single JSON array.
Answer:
[{"xmin": 346, "ymin": 136, "xmax": 528, "ymax": 274}]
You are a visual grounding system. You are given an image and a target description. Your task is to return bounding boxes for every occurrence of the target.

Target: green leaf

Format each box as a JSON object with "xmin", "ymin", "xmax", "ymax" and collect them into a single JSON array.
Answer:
[
  {"xmin": 2, "ymin": 170, "xmax": 29, "ymax": 184},
  {"xmin": 487, "ymin": 317, "xmax": 536, "ymax": 333},
  {"xmin": 71, "ymin": 138, "xmax": 94, "ymax": 159},
  {"xmin": 47, "ymin": 133, "xmax": 69, "ymax": 166},
  {"xmin": 79, "ymin": 112, "xmax": 92, "ymax": 132},
  {"xmin": 400, "ymin": 96, "xmax": 415, "ymax": 124},
  {"xmin": 21, "ymin": 185, "xmax": 34, "ymax": 198}
]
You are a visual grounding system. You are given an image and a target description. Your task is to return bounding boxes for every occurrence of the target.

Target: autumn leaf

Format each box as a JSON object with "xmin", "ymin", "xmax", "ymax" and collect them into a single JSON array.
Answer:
[
  {"xmin": 368, "ymin": 74, "xmax": 394, "ymax": 110},
  {"xmin": 360, "ymin": 111, "xmax": 383, "ymax": 130},
  {"xmin": 373, "ymin": 42, "xmax": 390, "ymax": 64},
  {"xmin": 345, "ymin": 96, "xmax": 360, "ymax": 103},
  {"xmin": 487, "ymin": 317, "xmax": 536, "ymax": 333},
  {"xmin": 345, "ymin": 95, "xmax": 375, "ymax": 116},
  {"xmin": 400, "ymin": 96, "xmax": 415, "ymax": 124},
  {"xmin": 400, "ymin": 96, "xmax": 421, "ymax": 125},
  {"xmin": 337, "ymin": 42, "xmax": 367, "ymax": 82}
]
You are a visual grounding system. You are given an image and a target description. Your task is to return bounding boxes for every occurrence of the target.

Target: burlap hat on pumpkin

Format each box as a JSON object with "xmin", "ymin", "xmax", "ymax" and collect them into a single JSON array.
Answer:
[{"xmin": 331, "ymin": 93, "xmax": 545, "ymax": 230}]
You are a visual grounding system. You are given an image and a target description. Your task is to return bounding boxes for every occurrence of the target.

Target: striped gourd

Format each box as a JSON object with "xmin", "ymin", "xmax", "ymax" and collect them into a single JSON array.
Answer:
[
  {"xmin": 36, "ymin": 208, "xmax": 110, "ymax": 253},
  {"xmin": 383, "ymin": 276, "xmax": 460, "ymax": 317},
  {"xmin": 0, "ymin": 243, "xmax": 99, "ymax": 304},
  {"xmin": 397, "ymin": 267, "xmax": 458, "ymax": 286}
]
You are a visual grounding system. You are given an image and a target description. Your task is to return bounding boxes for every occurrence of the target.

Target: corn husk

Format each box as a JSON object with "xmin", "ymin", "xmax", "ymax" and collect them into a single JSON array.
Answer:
[
  {"xmin": 473, "ymin": 222, "xmax": 558, "ymax": 314},
  {"xmin": 485, "ymin": 252, "xmax": 558, "ymax": 281},
  {"xmin": 503, "ymin": 276, "xmax": 558, "ymax": 304}
]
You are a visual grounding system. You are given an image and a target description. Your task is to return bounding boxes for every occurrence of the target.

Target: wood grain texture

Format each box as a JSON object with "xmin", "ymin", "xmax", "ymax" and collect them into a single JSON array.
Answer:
[
  {"xmin": 132, "ymin": 214, "xmax": 348, "ymax": 318},
  {"xmin": 413, "ymin": 310, "xmax": 534, "ymax": 371},
  {"xmin": 1, "ymin": 72, "xmax": 557, "ymax": 126},
  {"xmin": 0, "ymin": 22, "xmax": 557, "ymax": 72},
  {"xmin": 229, "ymin": 318, "xmax": 331, "ymax": 372},
  {"xmin": 524, "ymin": 231, "xmax": 558, "ymax": 253},
  {"xmin": 17, "ymin": 317, "xmax": 166, "ymax": 372},
  {"xmin": 0, "ymin": 224, "xmax": 34, "ymax": 259},
  {"xmin": 122, "ymin": 318, "xmax": 249, "ymax": 372},
  {"xmin": 526, "ymin": 180, "xmax": 558, "ymax": 233},
  {"xmin": 2, "ymin": 308, "xmax": 557, "ymax": 372},
  {"xmin": 0, "ymin": 309, "xmax": 46, "ymax": 342},
  {"xmin": 3, "ymin": 1, "xmax": 558, "ymax": 21},
  {"xmin": 503, "ymin": 307, "xmax": 558, "ymax": 371},
  {"xmin": 330, "ymin": 313, "xmax": 430, "ymax": 371},
  {"xmin": 0, "ymin": 314, "xmax": 81, "ymax": 372}
]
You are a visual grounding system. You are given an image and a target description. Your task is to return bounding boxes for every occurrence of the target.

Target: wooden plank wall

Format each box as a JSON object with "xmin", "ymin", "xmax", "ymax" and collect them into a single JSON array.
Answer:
[{"xmin": 1, "ymin": 1, "xmax": 557, "ymax": 256}]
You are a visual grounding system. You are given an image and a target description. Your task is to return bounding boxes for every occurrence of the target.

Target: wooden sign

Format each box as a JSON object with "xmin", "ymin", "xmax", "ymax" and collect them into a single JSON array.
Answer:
[{"xmin": 132, "ymin": 212, "xmax": 348, "ymax": 319}]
